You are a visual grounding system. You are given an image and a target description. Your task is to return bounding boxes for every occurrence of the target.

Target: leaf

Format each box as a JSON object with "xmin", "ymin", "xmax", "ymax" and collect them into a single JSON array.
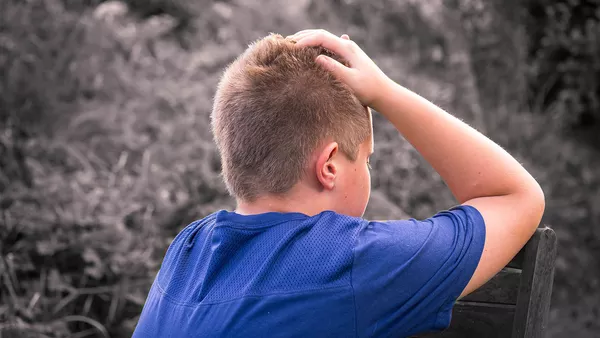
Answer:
[
  {"xmin": 36, "ymin": 239, "xmax": 64, "ymax": 256},
  {"xmin": 82, "ymin": 248, "xmax": 105, "ymax": 280},
  {"xmin": 48, "ymin": 269, "xmax": 72, "ymax": 292}
]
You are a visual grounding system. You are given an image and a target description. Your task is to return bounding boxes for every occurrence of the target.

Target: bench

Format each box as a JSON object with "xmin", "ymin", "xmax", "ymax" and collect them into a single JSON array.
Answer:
[{"xmin": 417, "ymin": 226, "xmax": 557, "ymax": 338}]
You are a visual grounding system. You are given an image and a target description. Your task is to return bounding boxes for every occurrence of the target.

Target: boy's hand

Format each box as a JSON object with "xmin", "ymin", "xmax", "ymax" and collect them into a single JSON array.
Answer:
[{"xmin": 288, "ymin": 29, "xmax": 391, "ymax": 108}]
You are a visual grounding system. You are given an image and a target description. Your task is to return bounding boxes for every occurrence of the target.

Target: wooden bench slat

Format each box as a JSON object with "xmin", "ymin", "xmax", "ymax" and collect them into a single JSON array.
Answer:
[
  {"xmin": 415, "ymin": 227, "xmax": 557, "ymax": 338},
  {"xmin": 512, "ymin": 227, "xmax": 557, "ymax": 338},
  {"xmin": 507, "ymin": 226, "xmax": 553, "ymax": 270},
  {"xmin": 507, "ymin": 245, "xmax": 525, "ymax": 269},
  {"xmin": 418, "ymin": 302, "xmax": 515, "ymax": 338},
  {"xmin": 461, "ymin": 267, "xmax": 521, "ymax": 304}
]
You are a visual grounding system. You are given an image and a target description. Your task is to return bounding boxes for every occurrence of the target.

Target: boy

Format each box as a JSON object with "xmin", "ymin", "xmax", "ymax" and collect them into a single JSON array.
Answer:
[{"xmin": 133, "ymin": 30, "xmax": 545, "ymax": 337}]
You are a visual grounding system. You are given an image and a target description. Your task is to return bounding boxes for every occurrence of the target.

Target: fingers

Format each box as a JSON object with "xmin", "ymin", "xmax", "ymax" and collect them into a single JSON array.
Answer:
[
  {"xmin": 287, "ymin": 29, "xmax": 321, "ymax": 41},
  {"xmin": 287, "ymin": 30, "xmax": 353, "ymax": 53},
  {"xmin": 315, "ymin": 54, "xmax": 351, "ymax": 82},
  {"xmin": 287, "ymin": 29, "xmax": 357, "ymax": 72},
  {"xmin": 291, "ymin": 30, "xmax": 351, "ymax": 58},
  {"xmin": 288, "ymin": 29, "xmax": 350, "ymax": 43},
  {"xmin": 286, "ymin": 30, "xmax": 316, "ymax": 44}
]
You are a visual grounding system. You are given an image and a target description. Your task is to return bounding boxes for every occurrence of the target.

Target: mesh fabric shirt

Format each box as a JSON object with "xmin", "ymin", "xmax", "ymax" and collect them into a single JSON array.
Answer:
[{"xmin": 133, "ymin": 205, "xmax": 485, "ymax": 337}]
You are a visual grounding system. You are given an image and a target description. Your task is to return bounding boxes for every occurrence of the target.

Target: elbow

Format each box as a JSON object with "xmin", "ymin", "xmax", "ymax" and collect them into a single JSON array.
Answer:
[
  {"xmin": 528, "ymin": 181, "xmax": 546, "ymax": 229},
  {"xmin": 534, "ymin": 181, "xmax": 545, "ymax": 214}
]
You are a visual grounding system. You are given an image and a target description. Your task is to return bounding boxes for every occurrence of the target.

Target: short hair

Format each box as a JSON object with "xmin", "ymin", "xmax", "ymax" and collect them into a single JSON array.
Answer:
[{"xmin": 211, "ymin": 33, "xmax": 370, "ymax": 201}]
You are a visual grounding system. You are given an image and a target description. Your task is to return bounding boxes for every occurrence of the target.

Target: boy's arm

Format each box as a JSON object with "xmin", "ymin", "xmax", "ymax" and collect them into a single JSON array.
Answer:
[
  {"xmin": 369, "ymin": 81, "xmax": 545, "ymax": 297},
  {"xmin": 291, "ymin": 30, "xmax": 545, "ymax": 298}
]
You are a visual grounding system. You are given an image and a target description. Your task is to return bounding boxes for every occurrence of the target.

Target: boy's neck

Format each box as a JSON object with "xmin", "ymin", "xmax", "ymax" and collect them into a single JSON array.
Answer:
[{"xmin": 235, "ymin": 185, "xmax": 330, "ymax": 217}]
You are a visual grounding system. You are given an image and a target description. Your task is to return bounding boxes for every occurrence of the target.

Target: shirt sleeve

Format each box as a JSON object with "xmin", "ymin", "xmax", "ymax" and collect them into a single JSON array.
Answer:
[{"xmin": 351, "ymin": 205, "xmax": 486, "ymax": 337}]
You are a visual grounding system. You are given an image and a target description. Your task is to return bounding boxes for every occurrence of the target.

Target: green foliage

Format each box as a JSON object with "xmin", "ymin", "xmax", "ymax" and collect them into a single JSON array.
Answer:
[{"xmin": 525, "ymin": 0, "xmax": 600, "ymax": 129}]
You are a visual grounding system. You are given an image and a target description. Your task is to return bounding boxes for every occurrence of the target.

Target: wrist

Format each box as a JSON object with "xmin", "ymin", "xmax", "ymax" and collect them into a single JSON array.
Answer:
[{"xmin": 370, "ymin": 77, "xmax": 402, "ymax": 112}]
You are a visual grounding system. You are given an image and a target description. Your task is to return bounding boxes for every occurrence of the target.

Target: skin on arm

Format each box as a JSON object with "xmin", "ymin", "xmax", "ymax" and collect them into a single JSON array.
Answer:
[{"xmin": 289, "ymin": 29, "xmax": 545, "ymax": 298}]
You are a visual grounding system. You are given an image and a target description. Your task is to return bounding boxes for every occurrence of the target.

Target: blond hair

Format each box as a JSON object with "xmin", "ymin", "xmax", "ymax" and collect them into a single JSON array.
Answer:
[{"xmin": 211, "ymin": 34, "xmax": 370, "ymax": 201}]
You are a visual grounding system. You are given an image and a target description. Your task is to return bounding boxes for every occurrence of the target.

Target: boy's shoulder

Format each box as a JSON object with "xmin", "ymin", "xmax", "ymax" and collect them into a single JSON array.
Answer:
[{"xmin": 156, "ymin": 210, "xmax": 372, "ymax": 305}]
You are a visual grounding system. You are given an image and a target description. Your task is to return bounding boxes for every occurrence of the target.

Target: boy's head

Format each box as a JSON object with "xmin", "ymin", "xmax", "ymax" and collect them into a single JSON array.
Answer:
[{"xmin": 211, "ymin": 34, "xmax": 373, "ymax": 217}]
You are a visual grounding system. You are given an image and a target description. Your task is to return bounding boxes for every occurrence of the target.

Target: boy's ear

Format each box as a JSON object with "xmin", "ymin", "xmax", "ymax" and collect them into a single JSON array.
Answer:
[{"xmin": 316, "ymin": 142, "xmax": 338, "ymax": 190}]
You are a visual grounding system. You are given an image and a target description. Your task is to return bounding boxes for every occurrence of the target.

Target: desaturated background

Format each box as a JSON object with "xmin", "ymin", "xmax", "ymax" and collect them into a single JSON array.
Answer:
[{"xmin": 1, "ymin": 0, "xmax": 600, "ymax": 337}]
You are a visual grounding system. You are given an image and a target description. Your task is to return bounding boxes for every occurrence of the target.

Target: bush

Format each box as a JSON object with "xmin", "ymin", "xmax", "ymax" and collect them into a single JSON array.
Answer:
[
  {"xmin": 0, "ymin": 0, "xmax": 103, "ymax": 135},
  {"xmin": 60, "ymin": 0, "xmax": 197, "ymax": 23},
  {"xmin": 60, "ymin": 0, "xmax": 214, "ymax": 49},
  {"xmin": 0, "ymin": 1, "xmax": 158, "ymax": 336},
  {"xmin": 0, "ymin": 0, "xmax": 82, "ymax": 190},
  {"xmin": 0, "ymin": 0, "xmax": 240, "ymax": 335},
  {"xmin": 525, "ymin": 0, "xmax": 600, "ymax": 130},
  {"xmin": 444, "ymin": 0, "xmax": 529, "ymax": 113},
  {"xmin": 0, "ymin": 0, "xmax": 124, "ymax": 187}
]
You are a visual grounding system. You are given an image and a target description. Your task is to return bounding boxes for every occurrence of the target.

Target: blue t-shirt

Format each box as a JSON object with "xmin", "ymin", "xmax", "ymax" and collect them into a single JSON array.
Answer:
[{"xmin": 133, "ymin": 205, "xmax": 485, "ymax": 337}]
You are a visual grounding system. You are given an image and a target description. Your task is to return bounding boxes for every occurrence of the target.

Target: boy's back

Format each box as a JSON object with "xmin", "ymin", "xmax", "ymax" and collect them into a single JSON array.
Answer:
[{"xmin": 133, "ymin": 207, "xmax": 484, "ymax": 337}]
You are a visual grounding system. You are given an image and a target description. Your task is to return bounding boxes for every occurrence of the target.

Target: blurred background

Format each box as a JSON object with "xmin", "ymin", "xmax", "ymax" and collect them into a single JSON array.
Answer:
[{"xmin": 1, "ymin": 0, "xmax": 599, "ymax": 336}]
